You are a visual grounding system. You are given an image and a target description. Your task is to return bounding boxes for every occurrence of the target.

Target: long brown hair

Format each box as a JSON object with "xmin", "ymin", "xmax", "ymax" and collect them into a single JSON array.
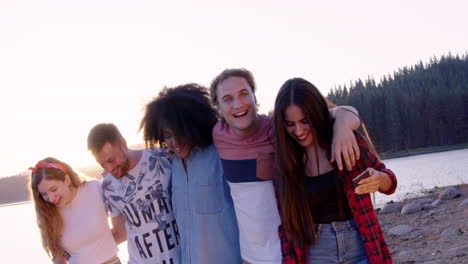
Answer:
[
  {"xmin": 29, "ymin": 157, "xmax": 85, "ymax": 259},
  {"xmin": 273, "ymin": 78, "xmax": 334, "ymax": 247}
]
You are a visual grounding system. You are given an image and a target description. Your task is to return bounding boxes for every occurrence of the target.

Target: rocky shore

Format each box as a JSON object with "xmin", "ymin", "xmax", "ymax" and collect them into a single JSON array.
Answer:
[{"xmin": 377, "ymin": 184, "xmax": 467, "ymax": 264}]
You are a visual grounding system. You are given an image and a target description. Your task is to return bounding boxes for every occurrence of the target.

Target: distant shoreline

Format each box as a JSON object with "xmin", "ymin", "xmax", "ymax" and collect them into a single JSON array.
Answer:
[
  {"xmin": 380, "ymin": 143, "xmax": 468, "ymax": 160},
  {"xmin": 1, "ymin": 183, "xmax": 467, "ymax": 208},
  {"xmin": 0, "ymin": 201, "xmax": 31, "ymax": 207},
  {"xmin": 1, "ymin": 146, "xmax": 467, "ymax": 206}
]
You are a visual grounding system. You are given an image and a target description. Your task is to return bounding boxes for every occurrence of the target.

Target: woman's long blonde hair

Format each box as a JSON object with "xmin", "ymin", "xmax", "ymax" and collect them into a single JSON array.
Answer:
[{"xmin": 29, "ymin": 157, "xmax": 85, "ymax": 260}]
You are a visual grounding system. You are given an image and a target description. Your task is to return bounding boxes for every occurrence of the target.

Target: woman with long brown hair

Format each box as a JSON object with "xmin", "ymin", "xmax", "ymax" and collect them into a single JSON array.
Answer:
[
  {"xmin": 30, "ymin": 157, "xmax": 120, "ymax": 264},
  {"xmin": 273, "ymin": 78, "xmax": 397, "ymax": 264}
]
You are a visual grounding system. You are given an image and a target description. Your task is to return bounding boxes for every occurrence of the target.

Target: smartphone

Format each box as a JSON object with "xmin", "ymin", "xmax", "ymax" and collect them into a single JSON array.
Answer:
[{"xmin": 352, "ymin": 169, "xmax": 371, "ymax": 188}]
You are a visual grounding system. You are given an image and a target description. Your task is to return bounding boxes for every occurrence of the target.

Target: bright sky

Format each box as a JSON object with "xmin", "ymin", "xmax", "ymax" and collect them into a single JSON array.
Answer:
[{"xmin": 1, "ymin": 0, "xmax": 467, "ymax": 177}]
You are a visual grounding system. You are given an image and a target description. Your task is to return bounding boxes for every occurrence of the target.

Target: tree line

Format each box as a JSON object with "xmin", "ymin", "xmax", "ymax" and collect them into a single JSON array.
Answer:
[{"xmin": 327, "ymin": 53, "xmax": 468, "ymax": 155}]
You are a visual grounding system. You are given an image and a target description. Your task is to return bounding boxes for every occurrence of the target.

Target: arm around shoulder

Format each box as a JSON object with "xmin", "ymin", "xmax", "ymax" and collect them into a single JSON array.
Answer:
[
  {"xmin": 330, "ymin": 106, "xmax": 360, "ymax": 131},
  {"xmin": 329, "ymin": 106, "xmax": 361, "ymax": 170},
  {"xmin": 111, "ymin": 215, "xmax": 127, "ymax": 244}
]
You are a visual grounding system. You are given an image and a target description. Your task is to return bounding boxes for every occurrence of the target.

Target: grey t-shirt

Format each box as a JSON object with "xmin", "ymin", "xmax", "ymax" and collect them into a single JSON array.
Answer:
[{"xmin": 102, "ymin": 149, "xmax": 181, "ymax": 264}]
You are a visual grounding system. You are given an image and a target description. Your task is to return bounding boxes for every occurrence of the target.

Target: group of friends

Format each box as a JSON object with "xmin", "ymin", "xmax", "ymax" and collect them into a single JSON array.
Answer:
[{"xmin": 29, "ymin": 68, "xmax": 397, "ymax": 264}]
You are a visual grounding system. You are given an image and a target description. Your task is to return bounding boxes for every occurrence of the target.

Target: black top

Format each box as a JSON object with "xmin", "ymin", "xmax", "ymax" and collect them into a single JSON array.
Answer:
[{"xmin": 305, "ymin": 170, "xmax": 353, "ymax": 224}]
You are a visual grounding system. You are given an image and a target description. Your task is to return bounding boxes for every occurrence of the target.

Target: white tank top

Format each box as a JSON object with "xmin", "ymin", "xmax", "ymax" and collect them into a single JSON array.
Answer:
[
  {"xmin": 228, "ymin": 181, "xmax": 282, "ymax": 264},
  {"xmin": 60, "ymin": 180, "xmax": 118, "ymax": 264}
]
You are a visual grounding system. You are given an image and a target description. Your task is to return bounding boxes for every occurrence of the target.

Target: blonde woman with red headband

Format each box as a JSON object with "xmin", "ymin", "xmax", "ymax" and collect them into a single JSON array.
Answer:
[{"xmin": 29, "ymin": 157, "xmax": 121, "ymax": 264}]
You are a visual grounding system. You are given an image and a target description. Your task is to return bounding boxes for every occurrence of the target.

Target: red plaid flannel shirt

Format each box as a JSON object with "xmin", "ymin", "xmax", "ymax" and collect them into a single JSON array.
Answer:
[{"xmin": 276, "ymin": 132, "xmax": 397, "ymax": 264}]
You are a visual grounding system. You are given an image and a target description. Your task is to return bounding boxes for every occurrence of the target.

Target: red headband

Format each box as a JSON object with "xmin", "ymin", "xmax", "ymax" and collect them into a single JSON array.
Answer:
[{"xmin": 29, "ymin": 160, "xmax": 68, "ymax": 175}]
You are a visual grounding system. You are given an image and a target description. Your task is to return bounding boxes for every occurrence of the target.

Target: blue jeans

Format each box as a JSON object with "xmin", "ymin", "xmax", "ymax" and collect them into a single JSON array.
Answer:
[{"xmin": 309, "ymin": 220, "xmax": 368, "ymax": 264}]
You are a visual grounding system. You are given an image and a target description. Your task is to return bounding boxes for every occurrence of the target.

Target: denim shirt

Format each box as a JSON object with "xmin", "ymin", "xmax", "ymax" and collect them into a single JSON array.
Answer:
[{"xmin": 171, "ymin": 144, "xmax": 241, "ymax": 264}]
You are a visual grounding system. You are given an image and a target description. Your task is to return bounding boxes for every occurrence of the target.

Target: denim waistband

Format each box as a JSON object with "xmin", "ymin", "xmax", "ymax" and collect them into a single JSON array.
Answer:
[{"xmin": 315, "ymin": 219, "xmax": 356, "ymax": 232}]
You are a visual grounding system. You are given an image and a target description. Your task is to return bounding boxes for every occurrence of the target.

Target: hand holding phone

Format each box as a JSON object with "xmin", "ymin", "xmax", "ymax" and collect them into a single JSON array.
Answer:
[{"xmin": 352, "ymin": 169, "xmax": 371, "ymax": 189}]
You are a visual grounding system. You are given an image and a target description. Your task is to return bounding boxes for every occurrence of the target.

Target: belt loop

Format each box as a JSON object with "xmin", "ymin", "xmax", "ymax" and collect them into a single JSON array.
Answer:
[
  {"xmin": 330, "ymin": 219, "xmax": 355, "ymax": 231},
  {"xmin": 315, "ymin": 224, "xmax": 322, "ymax": 233},
  {"xmin": 332, "ymin": 221, "xmax": 340, "ymax": 232}
]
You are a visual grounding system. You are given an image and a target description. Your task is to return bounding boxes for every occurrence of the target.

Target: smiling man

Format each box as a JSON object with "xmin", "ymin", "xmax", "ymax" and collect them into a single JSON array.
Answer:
[
  {"xmin": 87, "ymin": 123, "xmax": 181, "ymax": 264},
  {"xmin": 209, "ymin": 68, "xmax": 361, "ymax": 264}
]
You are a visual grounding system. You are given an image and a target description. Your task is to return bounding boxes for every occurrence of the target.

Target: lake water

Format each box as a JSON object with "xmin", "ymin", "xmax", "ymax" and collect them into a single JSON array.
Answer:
[
  {"xmin": 1, "ymin": 148, "xmax": 467, "ymax": 263},
  {"xmin": 374, "ymin": 148, "xmax": 468, "ymax": 206}
]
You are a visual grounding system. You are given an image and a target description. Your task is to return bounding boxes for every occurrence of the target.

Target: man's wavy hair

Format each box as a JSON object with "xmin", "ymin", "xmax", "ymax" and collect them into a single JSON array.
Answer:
[
  {"xmin": 140, "ymin": 83, "xmax": 218, "ymax": 150},
  {"xmin": 29, "ymin": 157, "xmax": 85, "ymax": 260},
  {"xmin": 209, "ymin": 68, "xmax": 257, "ymax": 106}
]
